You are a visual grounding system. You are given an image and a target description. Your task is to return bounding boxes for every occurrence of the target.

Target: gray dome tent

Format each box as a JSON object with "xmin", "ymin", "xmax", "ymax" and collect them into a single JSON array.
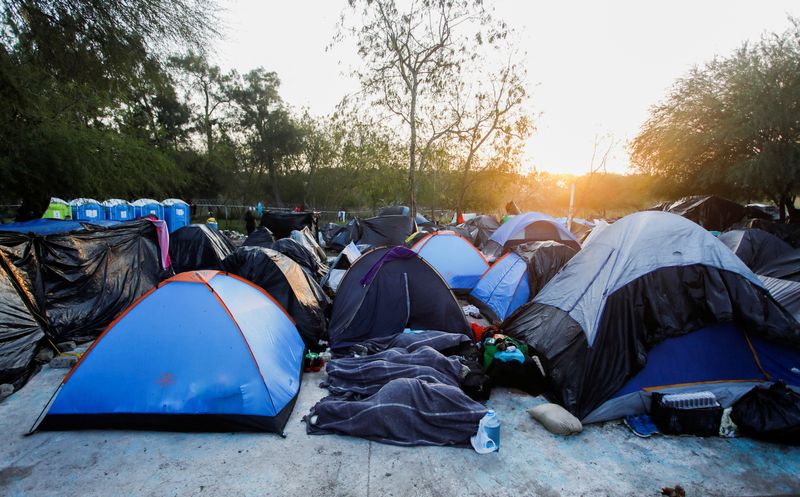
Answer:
[
  {"xmin": 503, "ymin": 211, "xmax": 800, "ymax": 421},
  {"xmin": 718, "ymin": 229, "xmax": 793, "ymax": 271}
]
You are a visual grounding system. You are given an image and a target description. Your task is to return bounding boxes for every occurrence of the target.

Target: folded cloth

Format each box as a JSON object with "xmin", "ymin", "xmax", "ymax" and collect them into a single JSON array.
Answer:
[
  {"xmin": 305, "ymin": 377, "xmax": 487, "ymax": 446},
  {"xmin": 321, "ymin": 346, "xmax": 465, "ymax": 397}
]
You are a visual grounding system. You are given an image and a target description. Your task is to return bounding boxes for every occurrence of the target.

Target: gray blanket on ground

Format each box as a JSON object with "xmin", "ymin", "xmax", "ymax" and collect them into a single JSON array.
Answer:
[
  {"xmin": 346, "ymin": 330, "xmax": 473, "ymax": 356},
  {"xmin": 305, "ymin": 378, "xmax": 487, "ymax": 446},
  {"xmin": 321, "ymin": 346, "xmax": 466, "ymax": 397}
]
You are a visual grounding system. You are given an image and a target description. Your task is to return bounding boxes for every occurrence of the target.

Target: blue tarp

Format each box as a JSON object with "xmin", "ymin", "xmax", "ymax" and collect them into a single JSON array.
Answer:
[{"xmin": 0, "ymin": 219, "xmax": 120, "ymax": 235}]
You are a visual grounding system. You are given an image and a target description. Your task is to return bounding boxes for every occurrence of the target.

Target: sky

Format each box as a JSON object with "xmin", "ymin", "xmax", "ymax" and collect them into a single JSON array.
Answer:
[{"xmin": 214, "ymin": 1, "xmax": 800, "ymax": 176}]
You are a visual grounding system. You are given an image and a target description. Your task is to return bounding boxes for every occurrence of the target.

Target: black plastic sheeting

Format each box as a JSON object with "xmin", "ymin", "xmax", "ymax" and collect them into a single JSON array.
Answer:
[
  {"xmin": 328, "ymin": 247, "xmax": 470, "ymax": 350},
  {"xmin": 459, "ymin": 215, "xmax": 500, "ymax": 249},
  {"xmin": 0, "ymin": 220, "xmax": 165, "ymax": 343},
  {"xmin": 513, "ymin": 241, "xmax": 577, "ymax": 296},
  {"xmin": 357, "ymin": 215, "xmax": 416, "ymax": 247},
  {"xmin": 718, "ymin": 229, "xmax": 793, "ymax": 271},
  {"xmin": 757, "ymin": 249, "xmax": 800, "ymax": 282},
  {"xmin": 222, "ymin": 247, "xmax": 329, "ymax": 349},
  {"xmin": 732, "ymin": 382, "xmax": 800, "ymax": 445},
  {"xmin": 0, "ymin": 252, "xmax": 48, "ymax": 388},
  {"xmin": 242, "ymin": 227, "xmax": 275, "ymax": 248},
  {"xmin": 169, "ymin": 224, "xmax": 235, "ymax": 273},
  {"xmin": 327, "ymin": 219, "xmax": 360, "ymax": 251},
  {"xmin": 760, "ymin": 276, "xmax": 800, "ymax": 322},
  {"xmin": 745, "ymin": 204, "xmax": 781, "ymax": 222},
  {"xmin": 271, "ymin": 238, "xmax": 327, "ymax": 280},
  {"xmin": 503, "ymin": 265, "xmax": 799, "ymax": 420},
  {"xmin": 260, "ymin": 211, "xmax": 317, "ymax": 240},
  {"xmin": 654, "ymin": 195, "xmax": 746, "ymax": 231}
]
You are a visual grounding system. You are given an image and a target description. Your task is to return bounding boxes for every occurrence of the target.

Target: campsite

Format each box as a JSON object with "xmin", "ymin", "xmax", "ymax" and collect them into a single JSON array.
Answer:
[{"xmin": 3, "ymin": 1, "xmax": 800, "ymax": 497}]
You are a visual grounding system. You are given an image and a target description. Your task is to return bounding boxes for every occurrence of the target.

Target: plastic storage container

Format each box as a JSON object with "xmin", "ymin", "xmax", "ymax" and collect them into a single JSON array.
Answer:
[
  {"xmin": 69, "ymin": 198, "xmax": 105, "ymax": 222},
  {"xmin": 651, "ymin": 391, "xmax": 722, "ymax": 436},
  {"xmin": 162, "ymin": 198, "xmax": 191, "ymax": 233}
]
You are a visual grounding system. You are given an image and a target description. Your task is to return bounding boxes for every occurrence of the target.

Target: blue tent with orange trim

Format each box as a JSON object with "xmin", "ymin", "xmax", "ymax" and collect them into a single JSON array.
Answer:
[
  {"xmin": 410, "ymin": 231, "xmax": 489, "ymax": 293},
  {"xmin": 36, "ymin": 271, "xmax": 305, "ymax": 433}
]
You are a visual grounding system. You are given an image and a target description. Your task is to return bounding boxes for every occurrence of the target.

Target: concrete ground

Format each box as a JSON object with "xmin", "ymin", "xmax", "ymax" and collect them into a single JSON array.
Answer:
[{"xmin": 2, "ymin": 362, "xmax": 800, "ymax": 497}]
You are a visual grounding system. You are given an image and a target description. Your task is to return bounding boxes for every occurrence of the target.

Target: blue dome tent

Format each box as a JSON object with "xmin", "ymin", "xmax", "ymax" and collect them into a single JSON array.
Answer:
[
  {"xmin": 162, "ymin": 198, "xmax": 191, "ymax": 232},
  {"xmin": 483, "ymin": 212, "xmax": 580, "ymax": 260},
  {"xmin": 410, "ymin": 231, "xmax": 489, "ymax": 293},
  {"xmin": 503, "ymin": 211, "xmax": 800, "ymax": 422},
  {"xmin": 103, "ymin": 199, "xmax": 134, "ymax": 222},
  {"xmin": 132, "ymin": 198, "xmax": 164, "ymax": 220},
  {"xmin": 36, "ymin": 270, "xmax": 305, "ymax": 433},
  {"xmin": 469, "ymin": 252, "xmax": 530, "ymax": 323}
]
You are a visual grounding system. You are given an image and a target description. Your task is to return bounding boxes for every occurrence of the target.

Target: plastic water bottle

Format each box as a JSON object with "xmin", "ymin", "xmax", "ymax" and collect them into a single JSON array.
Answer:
[
  {"xmin": 471, "ymin": 410, "xmax": 501, "ymax": 453},
  {"xmin": 484, "ymin": 410, "xmax": 501, "ymax": 451}
]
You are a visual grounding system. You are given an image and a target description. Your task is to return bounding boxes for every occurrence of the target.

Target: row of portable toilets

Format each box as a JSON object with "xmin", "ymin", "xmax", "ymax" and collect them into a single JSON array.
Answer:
[{"xmin": 43, "ymin": 198, "xmax": 191, "ymax": 232}]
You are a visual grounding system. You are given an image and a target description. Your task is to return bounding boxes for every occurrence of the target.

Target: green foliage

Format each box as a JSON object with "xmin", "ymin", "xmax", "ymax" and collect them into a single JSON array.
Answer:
[{"xmin": 631, "ymin": 17, "xmax": 800, "ymax": 218}]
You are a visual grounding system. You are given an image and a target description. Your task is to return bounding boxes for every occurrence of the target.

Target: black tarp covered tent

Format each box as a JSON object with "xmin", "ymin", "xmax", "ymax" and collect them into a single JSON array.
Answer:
[
  {"xmin": 718, "ymin": 229, "xmax": 794, "ymax": 271},
  {"xmin": 653, "ymin": 195, "xmax": 746, "ymax": 231},
  {"xmin": 242, "ymin": 226, "xmax": 275, "ymax": 248},
  {"xmin": 260, "ymin": 211, "xmax": 317, "ymax": 239},
  {"xmin": 357, "ymin": 215, "xmax": 416, "ymax": 247},
  {"xmin": 328, "ymin": 247, "xmax": 470, "ymax": 350},
  {"xmin": 757, "ymin": 248, "xmax": 800, "ymax": 282},
  {"xmin": 169, "ymin": 224, "xmax": 234, "ymax": 273},
  {"xmin": 222, "ymin": 246, "xmax": 330, "ymax": 349},
  {"xmin": 0, "ymin": 219, "xmax": 165, "ymax": 343},
  {"xmin": 0, "ymin": 251, "xmax": 49, "ymax": 388},
  {"xmin": 327, "ymin": 219, "xmax": 361, "ymax": 251},
  {"xmin": 271, "ymin": 238, "xmax": 328, "ymax": 280},
  {"xmin": 458, "ymin": 215, "xmax": 500, "ymax": 249},
  {"xmin": 513, "ymin": 241, "xmax": 578, "ymax": 296},
  {"xmin": 760, "ymin": 276, "xmax": 800, "ymax": 323},
  {"xmin": 502, "ymin": 211, "xmax": 799, "ymax": 421},
  {"xmin": 735, "ymin": 219, "xmax": 800, "ymax": 248}
]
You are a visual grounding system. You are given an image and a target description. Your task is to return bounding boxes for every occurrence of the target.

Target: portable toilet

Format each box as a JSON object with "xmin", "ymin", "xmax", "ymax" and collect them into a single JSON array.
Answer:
[
  {"xmin": 162, "ymin": 198, "xmax": 191, "ymax": 232},
  {"xmin": 69, "ymin": 198, "xmax": 105, "ymax": 222},
  {"xmin": 132, "ymin": 198, "xmax": 164, "ymax": 219},
  {"xmin": 103, "ymin": 199, "xmax": 134, "ymax": 222},
  {"xmin": 42, "ymin": 198, "xmax": 72, "ymax": 220}
]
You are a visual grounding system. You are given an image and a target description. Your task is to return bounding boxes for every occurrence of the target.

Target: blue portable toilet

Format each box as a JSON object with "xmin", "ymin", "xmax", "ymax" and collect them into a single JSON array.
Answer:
[
  {"xmin": 69, "ymin": 198, "xmax": 105, "ymax": 222},
  {"xmin": 103, "ymin": 199, "xmax": 134, "ymax": 222},
  {"xmin": 132, "ymin": 198, "xmax": 164, "ymax": 220},
  {"xmin": 469, "ymin": 252, "xmax": 530, "ymax": 324},
  {"xmin": 162, "ymin": 198, "xmax": 191, "ymax": 232},
  {"xmin": 410, "ymin": 231, "xmax": 490, "ymax": 293},
  {"xmin": 36, "ymin": 270, "xmax": 305, "ymax": 433}
]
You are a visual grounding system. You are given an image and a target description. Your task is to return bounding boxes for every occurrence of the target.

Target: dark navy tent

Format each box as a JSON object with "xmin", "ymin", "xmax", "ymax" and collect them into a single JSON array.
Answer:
[
  {"xmin": 222, "ymin": 247, "xmax": 329, "ymax": 349},
  {"xmin": 502, "ymin": 211, "xmax": 800, "ymax": 422},
  {"xmin": 718, "ymin": 229, "xmax": 793, "ymax": 271},
  {"xmin": 410, "ymin": 231, "xmax": 489, "ymax": 293},
  {"xmin": 483, "ymin": 212, "xmax": 580, "ymax": 260},
  {"xmin": 469, "ymin": 252, "xmax": 529, "ymax": 324},
  {"xmin": 242, "ymin": 226, "xmax": 275, "ymax": 248},
  {"xmin": 169, "ymin": 224, "xmax": 235, "ymax": 273},
  {"xmin": 37, "ymin": 271, "xmax": 305, "ymax": 433},
  {"xmin": 328, "ymin": 247, "xmax": 470, "ymax": 350},
  {"xmin": 162, "ymin": 199, "xmax": 191, "ymax": 233},
  {"xmin": 132, "ymin": 199, "xmax": 164, "ymax": 220}
]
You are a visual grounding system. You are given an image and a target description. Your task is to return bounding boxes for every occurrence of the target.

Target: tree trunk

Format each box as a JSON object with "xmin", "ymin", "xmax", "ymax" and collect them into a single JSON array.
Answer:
[
  {"xmin": 408, "ymin": 83, "xmax": 418, "ymax": 219},
  {"xmin": 268, "ymin": 155, "xmax": 282, "ymax": 207},
  {"xmin": 204, "ymin": 82, "xmax": 213, "ymax": 154}
]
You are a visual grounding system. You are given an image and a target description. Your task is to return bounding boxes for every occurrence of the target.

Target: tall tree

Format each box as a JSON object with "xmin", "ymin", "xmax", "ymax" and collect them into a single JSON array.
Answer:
[
  {"xmin": 232, "ymin": 69, "xmax": 304, "ymax": 206},
  {"xmin": 631, "ymin": 18, "xmax": 800, "ymax": 221},
  {"xmin": 340, "ymin": 0, "xmax": 501, "ymax": 217}
]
